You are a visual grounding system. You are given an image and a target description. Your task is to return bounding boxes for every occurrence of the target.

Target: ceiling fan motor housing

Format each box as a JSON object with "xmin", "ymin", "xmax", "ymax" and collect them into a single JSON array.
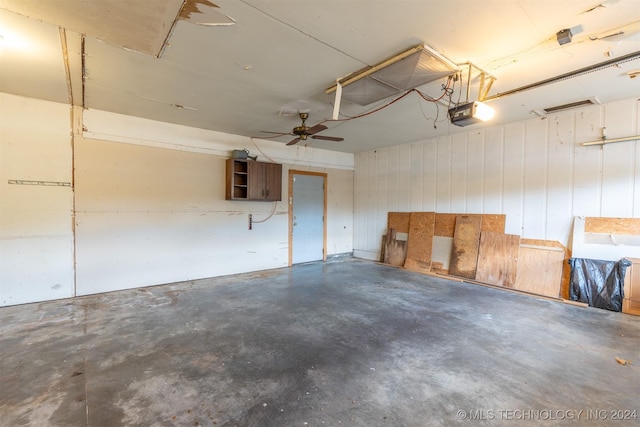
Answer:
[
  {"xmin": 293, "ymin": 126, "xmax": 308, "ymax": 137},
  {"xmin": 293, "ymin": 112, "xmax": 309, "ymax": 137}
]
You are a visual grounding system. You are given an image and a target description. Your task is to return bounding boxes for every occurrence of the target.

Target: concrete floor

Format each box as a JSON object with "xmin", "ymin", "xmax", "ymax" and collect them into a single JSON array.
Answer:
[{"xmin": 1, "ymin": 258, "xmax": 639, "ymax": 427}]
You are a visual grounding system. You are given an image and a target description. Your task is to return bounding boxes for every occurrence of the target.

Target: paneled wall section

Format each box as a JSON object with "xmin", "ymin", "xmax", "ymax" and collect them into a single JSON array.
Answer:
[
  {"xmin": 0, "ymin": 94, "xmax": 354, "ymax": 306},
  {"xmin": 354, "ymin": 98, "xmax": 640, "ymax": 260},
  {"xmin": 0, "ymin": 95, "xmax": 75, "ymax": 305}
]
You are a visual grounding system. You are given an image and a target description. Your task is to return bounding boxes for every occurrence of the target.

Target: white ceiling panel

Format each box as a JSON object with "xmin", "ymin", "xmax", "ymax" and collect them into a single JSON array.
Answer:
[
  {"xmin": 0, "ymin": 0, "xmax": 184, "ymax": 55},
  {"xmin": 0, "ymin": 8, "xmax": 67, "ymax": 103},
  {"xmin": 0, "ymin": 0, "xmax": 638, "ymax": 153}
]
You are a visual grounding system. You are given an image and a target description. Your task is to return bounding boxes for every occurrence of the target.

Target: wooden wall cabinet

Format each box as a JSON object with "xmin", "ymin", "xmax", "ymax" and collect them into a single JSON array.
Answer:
[{"xmin": 226, "ymin": 159, "xmax": 282, "ymax": 201}]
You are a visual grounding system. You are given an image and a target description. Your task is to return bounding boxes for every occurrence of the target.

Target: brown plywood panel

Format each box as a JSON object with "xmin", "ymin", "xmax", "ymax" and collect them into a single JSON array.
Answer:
[
  {"xmin": 388, "ymin": 212, "xmax": 411, "ymax": 234},
  {"xmin": 435, "ymin": 213, "xmax": 505, "ymax": 237},
  {"xmin": 449, "ymin": 215, "xmax": 482, "ymax": 279},
  {"xmin": 434, "ymin": 213, "xmax": 457, "ymax": 237},
  {"xmin": 403, "ymin": 259, "xmax": 431, "ymax": 273},
  {"xmin": 475, "ymin": 231, "xmax": 520, "ymax": 287},
  {"xmin": 481, "ymin": 214, "xmax": 506, "ymax": 234},
  {"xmin": 521, "ymin": 238, "xmax": 570, "ymax": 299},
  {"xmin": 404, "ymin": 212, "xmax": 435, "ymax": 273},
  {"xmin": 514, "ymin": 246, "xmax": 564, "ymax": 298},
  {"xmin": 622, "ymin": 258, "xmax": 640, "ymax": 315},
  {"xmin": 520, "ymin": 239, "xmax": 567, "ymax": 251},
  {"xmin": 572, "ymin": 216, "xmax": 640, "ymax": 262},
  {"xmin": 383, "ymin": 229, "xmax": 407, "ymax": 267},
  {"xmin": 584, "ymin": 217, "xmax": 640, "ymax": 235}
]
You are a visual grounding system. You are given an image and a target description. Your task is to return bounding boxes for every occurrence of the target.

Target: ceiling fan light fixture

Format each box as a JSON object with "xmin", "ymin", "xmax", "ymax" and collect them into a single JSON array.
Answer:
[
  {"xmin": 266, "ymin": 112, "xmax": 343, "ymax": 146},
  {"xmin": 448, "ymin": 101, "xmax": 495, "ymax": 126}
]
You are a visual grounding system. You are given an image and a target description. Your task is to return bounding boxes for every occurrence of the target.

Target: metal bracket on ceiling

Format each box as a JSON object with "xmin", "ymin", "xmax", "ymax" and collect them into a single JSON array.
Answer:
[{"xmin": 457, "ymin": 61, "xmax": 496, "ymax": 103}]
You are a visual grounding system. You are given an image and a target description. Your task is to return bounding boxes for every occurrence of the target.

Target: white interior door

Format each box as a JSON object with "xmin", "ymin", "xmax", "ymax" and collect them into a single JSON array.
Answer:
[{"xmin": 291, "ymin": 172, "xmax": 325, "ymax": 264}]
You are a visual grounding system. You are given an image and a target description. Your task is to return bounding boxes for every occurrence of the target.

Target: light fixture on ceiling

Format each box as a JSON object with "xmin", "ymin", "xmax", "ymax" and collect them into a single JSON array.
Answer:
[
  {"xmin": 556, "ymin": 28, "xmax": 574, "ymax": 45},
  {"xmin": 542, "ymin": 96, "xmax": 600, "ymax": 114},
  {"xmin": 446, "ymin": 60, "xmax": 497, "ymax": 127},
  {"xmin": 326, "ymin": 44, "xmax": 460, "ymax": 106},
  {"xmin": 528, "ymin": 97, "xmax": 601, "ymax": 119},
  {"xmin": 0, "ymin": 27, "xmax": 31, "ymax": 51},
  {"xmin": 448, "ymin": 101, "xmax": 495, "ymax": 127}
]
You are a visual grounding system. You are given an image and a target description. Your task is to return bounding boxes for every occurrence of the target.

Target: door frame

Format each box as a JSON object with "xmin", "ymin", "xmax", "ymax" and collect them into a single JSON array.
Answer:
[{"xmin": 288, "ymin": 170, "xmax": 327, "ymax": 266}]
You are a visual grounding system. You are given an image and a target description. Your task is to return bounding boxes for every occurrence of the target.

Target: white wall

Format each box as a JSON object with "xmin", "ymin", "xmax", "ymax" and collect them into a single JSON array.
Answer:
[
  {"xmin": 5, "ymin": 92, "xmax": 638, "ymax": 304},
  {"xmin": 0, "ymin": 94, "xmax": 75, "ymax": 305},
  {"xmin": 74, "ymin": 136, "xmax": 354, "ymax": 295},
  {"xmin": 0, "ymin": 94, "xmax": 354, "ymax": 305},
  {"xmin": 353, "ymin": 98, "xmax": 640, "ymax": 260}
]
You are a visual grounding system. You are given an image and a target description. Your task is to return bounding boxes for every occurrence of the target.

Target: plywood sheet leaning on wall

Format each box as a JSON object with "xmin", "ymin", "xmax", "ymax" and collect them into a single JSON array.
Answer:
[
  {"xmin": 481, "ymin": 214, "xmax": 507, "ymax": 235},
  {"xmin": 404, "ymin": 212, "xmax": 435, "ymax": 273},
  {"xmin": 572, "ymin": 216, "xmax": 640, "ymax": 261},
  {"xmin": 434, "ymin": 213, "xmax": 458, "ymax": 237},
  {"xmin": 520, "ymin": 239, "xmax": 570, "ymax": 299},
  {"xmin": 584, "ymin": 217, "xmax": 640, "ymax": 235},
  {"xmin": 514, "ymin": 244, "xmax": 565, "ymax": 298},
  {"xmin": 388, "ymin": 212, "xmax": 411, "ymax": 234},
  {"xmin": 434, "ymin": 213, "xmax": 506, "ymax": 237},
  {"xmin": 475, "ymin": 231, "xmax": 520, "ymax": 287},
  {"xmin": 449, "ymin": 215, "xmax": 483, "ymax": 279},
  {"xmin": 383, "ymin": 212, "xmax": 410, "ymax": 266},
  {"xmin": 383, "ymin": 228, "xmax": 407, "ymax": 267},
  {"xmin": 622, "ymin": 258, "xmax": 640, "ymax": 316}
]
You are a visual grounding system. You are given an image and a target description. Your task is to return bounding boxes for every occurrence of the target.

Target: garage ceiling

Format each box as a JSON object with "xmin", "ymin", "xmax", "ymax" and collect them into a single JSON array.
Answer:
[{"xmin": 0, "ymin": 0, "xmax": 639, "ymax": 153}]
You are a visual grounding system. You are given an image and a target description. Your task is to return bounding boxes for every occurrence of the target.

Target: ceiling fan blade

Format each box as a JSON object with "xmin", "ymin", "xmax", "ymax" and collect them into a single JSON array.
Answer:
[
  {"xmin": 260, "ymin": 130, "xmax": 290, "ymax": 135},
  {"xmin": 286, "ymin": 137, "xmax": 302, "ymax": 146},
  {"xmin": 305, "ymin": 124, "xmax": 328, "ymax": 135},
  {"xmin": 311, "ymin": 135, "xmax": 344, "ymax": 142}
]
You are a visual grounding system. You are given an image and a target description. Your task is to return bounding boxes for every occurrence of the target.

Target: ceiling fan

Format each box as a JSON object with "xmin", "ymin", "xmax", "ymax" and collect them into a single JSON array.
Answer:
[{"xmin": 262, "ymin": 112, "xmax": 344, "ymax": 146}]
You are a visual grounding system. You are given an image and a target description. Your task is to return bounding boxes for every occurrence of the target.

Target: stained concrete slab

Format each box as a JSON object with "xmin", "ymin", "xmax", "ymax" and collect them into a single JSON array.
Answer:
[{"xmin": 1, "ymin": 258, "xmax": 639, "ymax": 426}]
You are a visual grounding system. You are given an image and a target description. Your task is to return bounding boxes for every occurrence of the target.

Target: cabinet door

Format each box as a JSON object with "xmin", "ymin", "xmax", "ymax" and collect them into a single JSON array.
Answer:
[
  {"xmin": 264, "ymin": 163, "xmax": 282, "ymax": 201},
  {"xmin": 247, "ymin": 161, "xmax": 282, "ymax": 201},
  {"xmin": 247, "ymin": 161, "xmax": 266, "ymax": 200}
]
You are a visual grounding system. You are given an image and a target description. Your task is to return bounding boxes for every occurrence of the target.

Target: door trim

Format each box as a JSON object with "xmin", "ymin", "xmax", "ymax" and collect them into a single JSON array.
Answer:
[{"xmin": 288, "ymin": 170, "xmax": 327, "ymax": 266}]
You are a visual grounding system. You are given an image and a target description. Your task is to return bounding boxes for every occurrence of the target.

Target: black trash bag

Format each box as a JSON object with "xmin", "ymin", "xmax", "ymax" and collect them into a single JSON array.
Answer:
[{"xmin": 568, "ymin": 257, "xmax": 631, "ymax": 312}]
